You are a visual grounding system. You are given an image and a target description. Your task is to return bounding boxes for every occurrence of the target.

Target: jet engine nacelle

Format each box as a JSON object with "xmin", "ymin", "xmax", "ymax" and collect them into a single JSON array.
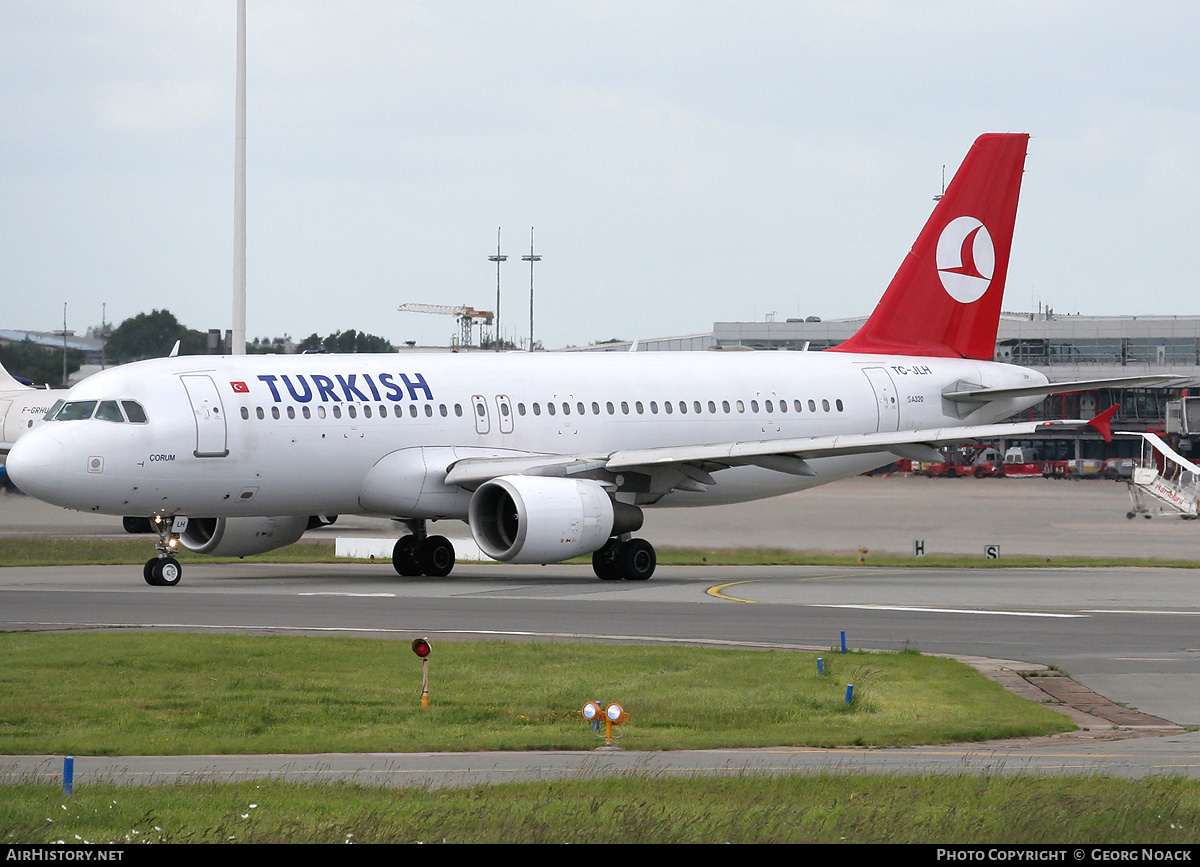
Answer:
[
  {"xmin": 469, "ymin": 475, "xmax": 641, "ymax": 564},
  {"xmin": 178, "ymin": 515, "xmax": 311, "ymax": 557}
]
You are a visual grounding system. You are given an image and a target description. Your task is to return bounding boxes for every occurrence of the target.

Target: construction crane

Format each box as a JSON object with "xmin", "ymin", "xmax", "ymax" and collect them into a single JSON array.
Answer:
[{"xmin": 397, "ymin": 303, "xmax": 495, "ymax": 348}]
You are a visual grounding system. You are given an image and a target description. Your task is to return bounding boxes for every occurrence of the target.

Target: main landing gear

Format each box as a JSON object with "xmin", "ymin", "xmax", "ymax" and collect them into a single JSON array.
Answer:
[
  {"xmin": 391, "ymin": 519, "xmax": 455, "ymax": 578},
  {"xmin": 591, "ymin": 536, "xmax": 657, "ymax": 581},
  {"xmin": 143, "ymin": 515, "xmax": 182, "ymax": 587}
]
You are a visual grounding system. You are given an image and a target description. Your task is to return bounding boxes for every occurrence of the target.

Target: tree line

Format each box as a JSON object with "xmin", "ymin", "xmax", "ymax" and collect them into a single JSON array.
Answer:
[{"xmin": 1, "ymin": 309, "xmax": 398, "ymax": 384}]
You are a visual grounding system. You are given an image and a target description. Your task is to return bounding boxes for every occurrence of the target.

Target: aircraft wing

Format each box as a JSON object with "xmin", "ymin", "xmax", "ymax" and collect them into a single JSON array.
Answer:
[
  {"xmin": 444, "ymin": 416, "xmax": 1105, "ymax": 489},
  {"xmin": 943, "ymin": 375, "xmax": 1187, "ymax": 403}
]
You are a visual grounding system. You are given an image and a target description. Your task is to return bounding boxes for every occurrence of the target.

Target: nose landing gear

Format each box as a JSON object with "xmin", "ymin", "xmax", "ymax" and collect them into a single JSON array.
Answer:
[{"xmin": 143, "ymin": 515, "xmax": 183, "ymax": 587}]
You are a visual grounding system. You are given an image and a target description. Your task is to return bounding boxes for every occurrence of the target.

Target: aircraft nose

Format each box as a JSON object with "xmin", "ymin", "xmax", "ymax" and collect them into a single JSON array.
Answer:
[{"xmin": 5, "ymin": 430, "xmax": 65, "ymax": 499}]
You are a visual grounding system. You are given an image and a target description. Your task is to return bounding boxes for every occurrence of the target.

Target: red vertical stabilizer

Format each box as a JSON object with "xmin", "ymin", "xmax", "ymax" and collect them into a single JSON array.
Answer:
[{"xmin": 830, "ymin": 133, "xmax": 1029, "ymax": 360}]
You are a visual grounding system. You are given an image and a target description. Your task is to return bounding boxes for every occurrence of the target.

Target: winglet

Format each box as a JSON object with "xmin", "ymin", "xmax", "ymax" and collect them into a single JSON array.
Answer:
[{"xmin": 1087, "ymin": 405, "xmax": 1120, "ymax": 442}]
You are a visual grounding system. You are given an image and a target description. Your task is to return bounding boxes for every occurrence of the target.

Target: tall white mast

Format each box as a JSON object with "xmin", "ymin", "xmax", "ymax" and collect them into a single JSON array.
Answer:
[{"xmin": 231, "ymin": 0, "xmax": 247, "ymax": 355}]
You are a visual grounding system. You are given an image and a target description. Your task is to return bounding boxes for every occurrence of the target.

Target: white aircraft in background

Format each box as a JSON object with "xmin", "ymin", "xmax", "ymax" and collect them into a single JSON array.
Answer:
[
  {"xmin": 0, "ymin": 362, "xmax": 63, "ymax": 475},
  {"xmin": 6, "ymin": 133, "xmax": 1177, "ymax": 586}
]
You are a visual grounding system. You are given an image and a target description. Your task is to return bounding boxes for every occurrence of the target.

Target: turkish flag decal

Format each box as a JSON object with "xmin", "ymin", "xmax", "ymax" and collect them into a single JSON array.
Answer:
[{"xmin": 230, "ymin": 381, "xmax": 250, "ymax": 393}]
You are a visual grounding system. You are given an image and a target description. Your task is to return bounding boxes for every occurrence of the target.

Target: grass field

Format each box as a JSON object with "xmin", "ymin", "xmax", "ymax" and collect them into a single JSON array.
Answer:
[
  {"xmin": 5, "ymin": 775, "xmax": 1200, "ymax": 844},
  {"xmin": 0, "ymin": 633, "xmax": 1074, "ymax": 755}
]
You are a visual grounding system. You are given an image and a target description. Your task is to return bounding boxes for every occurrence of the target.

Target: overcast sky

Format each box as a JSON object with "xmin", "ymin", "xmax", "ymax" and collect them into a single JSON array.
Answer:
[{"xmin": 2, "ymin": 2, "xmax": 1197, "ymax": 350}]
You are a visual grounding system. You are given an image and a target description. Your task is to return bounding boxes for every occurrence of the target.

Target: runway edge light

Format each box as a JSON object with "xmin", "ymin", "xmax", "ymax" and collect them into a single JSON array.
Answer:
[
  {"xmin": 581, "ymin": 700, "xmax": 629, "ymax": 750},
  {"xmin": 411, "ymin": 638, "xmax": 432, "ymax": 708}
]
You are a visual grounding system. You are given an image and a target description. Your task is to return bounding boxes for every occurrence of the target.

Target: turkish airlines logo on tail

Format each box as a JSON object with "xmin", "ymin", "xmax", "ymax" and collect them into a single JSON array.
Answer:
[{"xmin": 936, "ymin": 216, "xmax": 994, "ymax": 304}]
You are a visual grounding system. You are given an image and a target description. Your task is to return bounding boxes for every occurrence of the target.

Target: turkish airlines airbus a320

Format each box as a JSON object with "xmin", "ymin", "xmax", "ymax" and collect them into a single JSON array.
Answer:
[{"xmin": 6, "ymin": 133, "xmax": 1172, "ymax": 586}]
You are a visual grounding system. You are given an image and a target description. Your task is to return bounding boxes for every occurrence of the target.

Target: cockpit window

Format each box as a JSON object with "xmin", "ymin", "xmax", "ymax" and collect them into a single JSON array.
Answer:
[
  {"xmin": 44, "ymin": 400, "xmax": 64, "ymax": 420},
  {"xmin": 122, "ymin": 401, "xmax": 148, "ymax": 423},
  {"xmin": 56, "ymin": 400, "xmax": 97, "ymax": 421},
  {"xmin": 95, "ymin": 401, "xmax": 124, "ymax": 422}
]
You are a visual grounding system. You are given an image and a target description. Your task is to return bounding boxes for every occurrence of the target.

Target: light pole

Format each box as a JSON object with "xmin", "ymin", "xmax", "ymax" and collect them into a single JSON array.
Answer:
[
  {"xmin": 488, "ymin": 228, "xmax": 506, "ymax": 351},
  {"xmin": 521, "ymin": 227, "xmax": 541, "ymax": 351}
]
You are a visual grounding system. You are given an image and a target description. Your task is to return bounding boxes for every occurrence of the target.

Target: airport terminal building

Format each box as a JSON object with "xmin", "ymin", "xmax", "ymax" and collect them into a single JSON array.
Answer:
[{"xmin": 570, "ymin": 312, "xmax": 1200, "ymax": 460}]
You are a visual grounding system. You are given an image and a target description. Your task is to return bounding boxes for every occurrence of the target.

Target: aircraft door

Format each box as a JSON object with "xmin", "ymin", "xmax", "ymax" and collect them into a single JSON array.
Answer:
[
  {"xmin": 180, "ymin": 375, "xmax": 230, "ymax": 457},
  {"xmin": 496, "ymin": 394, "xmax": 513, "ymax": 434},
  {"xmin": 862, "ymin": 367, "xmax": 900, "ymax": 432},
  {"xmin": 471, "ymin": 394, "xmax": 491, "ymax": 435},
  {"xmin": 0, "ymin": 400, "xmax": 11, "ymax": 445}
]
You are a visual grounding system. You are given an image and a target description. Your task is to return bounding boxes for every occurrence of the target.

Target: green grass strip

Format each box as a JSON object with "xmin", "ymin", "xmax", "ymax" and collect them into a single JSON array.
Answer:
[
  {"xmin": 0, "ymin": 633, "xmax": 1073, "ymax": 756},
  {"xmin": 2, "ymin": 537, "xmax": 1199, "ymax": 568},
  {"xmin": 4, "ymin": 776, "xmax": 1199, "ymax": 844}
]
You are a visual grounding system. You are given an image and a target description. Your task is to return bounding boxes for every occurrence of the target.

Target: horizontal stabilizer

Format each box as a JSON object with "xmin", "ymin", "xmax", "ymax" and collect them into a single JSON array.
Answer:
[{"xmin": 943, "ymin": 374, "xmax": 1187, "ymax": 404}]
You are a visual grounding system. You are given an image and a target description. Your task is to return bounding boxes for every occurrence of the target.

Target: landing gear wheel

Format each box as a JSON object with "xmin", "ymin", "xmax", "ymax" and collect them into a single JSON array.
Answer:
[
  {"xmin": 592, "ymin": 539, "xmax": 623, "ymax": 580},
  {"xmin": 616, "ymin": 538, "xmax": 656, "ymax": 581},
  {"xmin": 419, "ymin": 535, "xmax": 456, "ymax": 578},
  {"xmin": 147, "ymin": 557, "xmax": 182, "ymax": 587},
  {"xmin": 392, "ymin": 536, "xmax": 423, "ymax": 577}
]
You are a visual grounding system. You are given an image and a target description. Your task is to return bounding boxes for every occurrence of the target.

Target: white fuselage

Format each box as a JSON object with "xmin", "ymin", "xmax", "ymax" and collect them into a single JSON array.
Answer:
[
  {"xmin": 9, "ymin": 350, "xmax": 1046, "ymax": 520},
  {"xmin": 0, "ymin": 386, "xmax": 60, "ymax": 452}
]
